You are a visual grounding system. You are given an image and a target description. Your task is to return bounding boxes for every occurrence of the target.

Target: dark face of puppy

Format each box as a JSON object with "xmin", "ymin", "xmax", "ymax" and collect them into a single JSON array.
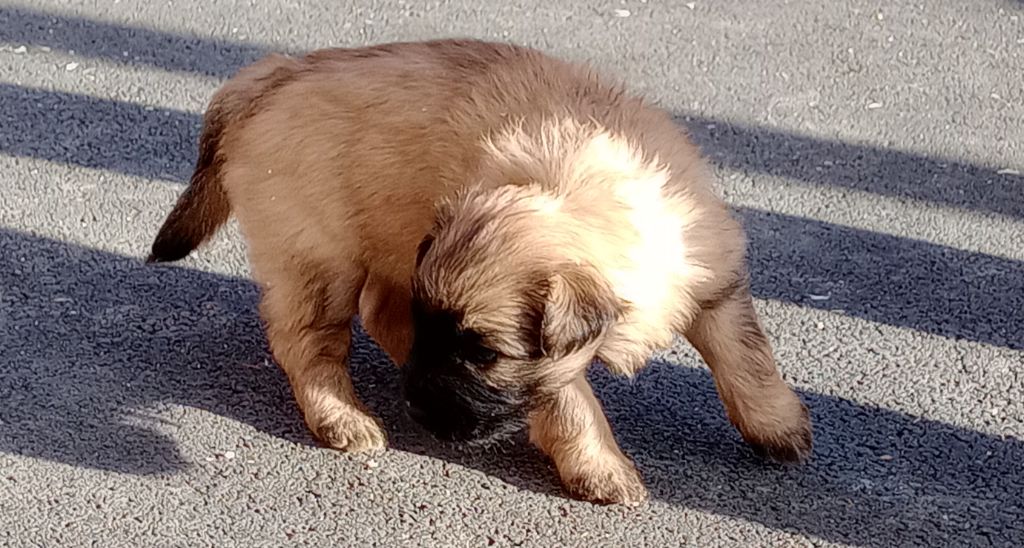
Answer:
[
  {"xmin": 401, "ymin": 190, "xmax": 624, "ymax": 445},
  {"xmin": 401, "ymin": 295, "xmax": 533, "ymax": 444}
]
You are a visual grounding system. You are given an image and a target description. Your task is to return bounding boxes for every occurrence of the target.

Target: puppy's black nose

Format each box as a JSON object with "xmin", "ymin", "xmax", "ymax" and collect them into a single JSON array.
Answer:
[
  {"xmin": 405, "ymin": 400, "xmax": 428, "ymax": 424},
  {"xmin": 404, "ymin": 395, "xmax": 479, "ymax": 442}
]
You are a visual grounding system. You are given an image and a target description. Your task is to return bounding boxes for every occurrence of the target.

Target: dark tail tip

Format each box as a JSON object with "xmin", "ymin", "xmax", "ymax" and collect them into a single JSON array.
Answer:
[
  {"xmin": 146, "ymin": 233, "xmax": 197, "ymax": 264},
  {"xmin": 145, "ymin": 163, "xmax": 230, "ymax": 265}
]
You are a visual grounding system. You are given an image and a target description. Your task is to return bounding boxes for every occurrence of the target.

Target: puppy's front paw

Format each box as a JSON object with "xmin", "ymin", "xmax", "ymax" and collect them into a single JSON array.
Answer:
[
  {"xmin": 562, "ymin": 456, "xmax": 648, "ymax": 506},
  {"xmin": 311, "ymin": 407, "xmax": 387, "ymax": 453}
]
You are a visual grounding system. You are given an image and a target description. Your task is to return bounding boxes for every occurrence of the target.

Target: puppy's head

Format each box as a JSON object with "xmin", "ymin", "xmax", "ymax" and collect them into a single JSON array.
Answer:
[{"xmin": 402, "ymin": 186, "xmax": 624, "ymax": 444}]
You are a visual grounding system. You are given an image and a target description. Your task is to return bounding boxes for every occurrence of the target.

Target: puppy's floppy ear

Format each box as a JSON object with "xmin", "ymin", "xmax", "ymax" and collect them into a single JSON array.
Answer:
[
  {"xmin": 540, "ymin": 264, "xmax": 624, "ymax": 356},
  {"xmin": 415, "ymin": 233, "xmax": 435, "ymax": 267}
]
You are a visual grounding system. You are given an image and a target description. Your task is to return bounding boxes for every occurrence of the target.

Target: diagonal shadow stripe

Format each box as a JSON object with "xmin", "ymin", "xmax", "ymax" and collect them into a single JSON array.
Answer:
[
  {"xmin": 0, "ymin": 5, "xmax": 275, "ymax": 78},
  {"xmin": 680, "ymin": 115, "xmax": 1024, "ymax": 221},
  {"xmin": 0, "ymin": 83, "xmax": 199, "ymax": 182},
  {"xmin": 739, "ymin": 207, "xmax": 1024, "ymax": 351}
]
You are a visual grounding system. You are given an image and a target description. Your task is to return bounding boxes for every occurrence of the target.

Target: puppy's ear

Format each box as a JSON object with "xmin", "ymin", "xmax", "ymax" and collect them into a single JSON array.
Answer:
[
  {"xmin": 540, "ymin": 265, "xmax": 623, "ymax": 356},
  {"xmin": 415, "ymin": 233, "xmax": 435, "ymax": 267}
]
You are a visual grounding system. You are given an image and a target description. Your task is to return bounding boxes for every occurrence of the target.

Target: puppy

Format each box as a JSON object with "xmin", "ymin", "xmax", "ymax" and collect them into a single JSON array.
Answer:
[{"xmin": 147, "ymin": 38, "xmax": 812, "ymax": 505}]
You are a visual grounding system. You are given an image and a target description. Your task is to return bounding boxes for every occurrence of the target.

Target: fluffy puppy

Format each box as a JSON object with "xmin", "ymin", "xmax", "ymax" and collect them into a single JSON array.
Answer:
[{"xmin": 147, "ymin": 38, "xmax": 813, "ymax": 505}]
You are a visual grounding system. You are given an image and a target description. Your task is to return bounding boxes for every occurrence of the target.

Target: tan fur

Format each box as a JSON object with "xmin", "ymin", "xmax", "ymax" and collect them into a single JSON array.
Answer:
[
  {"xmin": 150, "ymin": 39, "xmax": 812, "ymax": 505},
  {"xmin": 529, "ymin": 375, "xmax": 646, "ymax": 505}
]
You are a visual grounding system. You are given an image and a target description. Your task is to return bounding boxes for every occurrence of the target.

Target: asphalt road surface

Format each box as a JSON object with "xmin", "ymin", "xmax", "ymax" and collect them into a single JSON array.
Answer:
[{"xmin": 1, "ymin": 1, "xmax": 1022, "ymax": 546}]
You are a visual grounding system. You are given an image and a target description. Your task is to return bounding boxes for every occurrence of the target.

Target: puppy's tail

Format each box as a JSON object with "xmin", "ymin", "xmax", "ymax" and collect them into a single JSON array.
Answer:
[
  {"xmin": 146, "ymin": 117, "xmax": 231, "ymax": 263},
  {"xmin": 146, "ymin": 53, "xmax": 300, "ymax": 263}
]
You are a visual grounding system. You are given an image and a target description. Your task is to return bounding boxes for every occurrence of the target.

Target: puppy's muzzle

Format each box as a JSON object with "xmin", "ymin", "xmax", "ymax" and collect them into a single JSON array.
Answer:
[{"xmin": 400, "ymin": 363, "xmax": 526, "ymax": 444}]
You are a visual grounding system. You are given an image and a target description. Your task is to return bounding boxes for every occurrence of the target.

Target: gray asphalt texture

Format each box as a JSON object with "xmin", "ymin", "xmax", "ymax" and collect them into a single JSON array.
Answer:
[{"xmin": 1, "ymin": 1, "xmax": 1022, "ymax": 546}]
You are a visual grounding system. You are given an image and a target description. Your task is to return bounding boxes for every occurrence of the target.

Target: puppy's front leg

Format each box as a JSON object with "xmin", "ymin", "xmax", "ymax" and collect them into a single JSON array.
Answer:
[{"xmin": 529, "ymin": 375, "xmax": 647, "ymax": 505}]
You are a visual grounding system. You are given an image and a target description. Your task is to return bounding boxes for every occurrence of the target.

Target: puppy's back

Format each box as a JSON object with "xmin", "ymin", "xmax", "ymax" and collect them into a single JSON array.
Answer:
[
  {"xmin": 179, "ymin": 39, "xmax": 706, "ymax": 274},
  {"xmin": 210, "ymin": 42, "xmax": 609, "ymax": 262}
]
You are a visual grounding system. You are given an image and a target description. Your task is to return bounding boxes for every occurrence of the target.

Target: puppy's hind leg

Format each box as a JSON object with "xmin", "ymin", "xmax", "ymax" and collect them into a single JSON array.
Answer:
[
  {"xmin": 529, "ymin": 375, "xmax": 647, "ymax": 506},
  {"xmin": 685, "ymin": 281, "xmax": 813, "ymax": 462},
  {"xmin": 259, "ymin": 260, "xmax": 386, "ymax": 452}
]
